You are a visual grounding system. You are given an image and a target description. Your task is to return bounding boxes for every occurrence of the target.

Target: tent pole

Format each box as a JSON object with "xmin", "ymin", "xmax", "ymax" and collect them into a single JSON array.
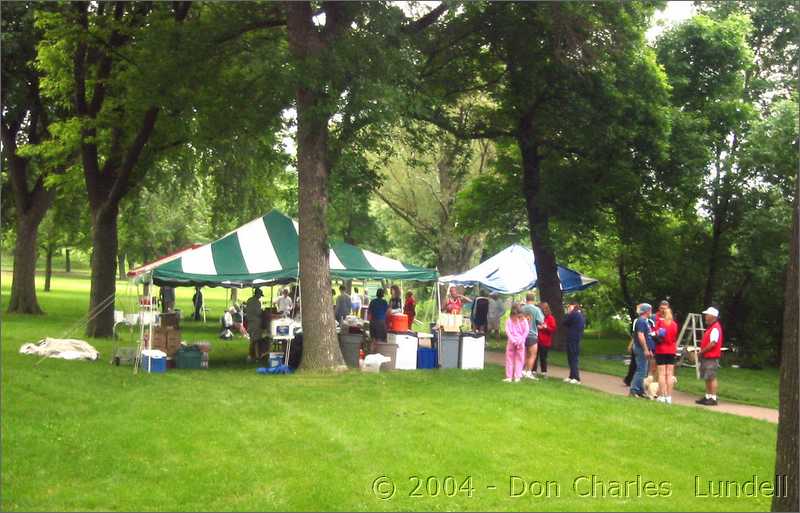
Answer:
[{"xmin": 429, "ymin": 281, "xmax": 436, "ymax": 327}]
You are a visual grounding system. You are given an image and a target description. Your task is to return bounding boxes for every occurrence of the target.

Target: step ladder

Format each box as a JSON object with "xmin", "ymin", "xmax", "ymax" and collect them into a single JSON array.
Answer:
[{"xmin": 676, "ymin": 313, "xmax": 706, "ymax": 378}]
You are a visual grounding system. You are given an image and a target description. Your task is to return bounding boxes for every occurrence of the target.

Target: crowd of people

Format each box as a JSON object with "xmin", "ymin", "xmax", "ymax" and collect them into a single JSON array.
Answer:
[
  {"xmin": 164, "ymin": 282, "xmax": 725, "ymax": 405},
  {"xmin": 497, "ymin": 292, "xmax": 724, "ymax": 407},
  {"xmin": 363, "ymin": 285, "xmax": 417, "ymax": 349},
  {"xmin": 502, "ymin": 295, "xmax": 582, "ymax": 384},
  {"xmin": 210, "ymin": 286, "xmax": 301, "ymax": 361},
  {"xmin": 625, "ymin": 300, "xmax": 724, "ymax": 406}
]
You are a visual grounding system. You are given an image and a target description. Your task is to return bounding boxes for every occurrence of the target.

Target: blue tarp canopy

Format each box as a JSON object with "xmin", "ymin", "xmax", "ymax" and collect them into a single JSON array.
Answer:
[{"xmin": 438, "ymin": 244, "xmax": 598, "ymax": 295}]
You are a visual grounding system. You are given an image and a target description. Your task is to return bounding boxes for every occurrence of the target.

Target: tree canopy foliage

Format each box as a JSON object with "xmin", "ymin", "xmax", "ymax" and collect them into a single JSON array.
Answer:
[{"xmin": 1, "ymin": 0, "xmax": 796, "ymax": 365}]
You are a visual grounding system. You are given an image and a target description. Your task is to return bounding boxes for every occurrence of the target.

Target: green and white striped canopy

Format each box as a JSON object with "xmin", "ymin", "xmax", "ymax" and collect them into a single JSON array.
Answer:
[{"xmin": 152, "ymin": 210, "xmax": 437, "ymax": 287}]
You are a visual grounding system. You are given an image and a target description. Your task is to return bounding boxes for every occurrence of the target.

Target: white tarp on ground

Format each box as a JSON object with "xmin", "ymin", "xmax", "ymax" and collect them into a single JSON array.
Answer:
[{"xmin": 20, "ymin": 338, "xmax": 100, "ymax": 361}]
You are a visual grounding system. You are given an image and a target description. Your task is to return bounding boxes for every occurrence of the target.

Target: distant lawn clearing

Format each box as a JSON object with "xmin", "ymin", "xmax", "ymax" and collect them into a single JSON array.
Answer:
[{"xmin": 2, "ymin": 274, "xmax": 778, "ymax": 511}]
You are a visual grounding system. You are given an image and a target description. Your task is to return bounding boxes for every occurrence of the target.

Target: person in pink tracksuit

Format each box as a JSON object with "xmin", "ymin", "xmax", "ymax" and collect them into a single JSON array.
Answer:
[{"xmin": 504, "ymin": 303, "xmax": 530, "ymax": 382}]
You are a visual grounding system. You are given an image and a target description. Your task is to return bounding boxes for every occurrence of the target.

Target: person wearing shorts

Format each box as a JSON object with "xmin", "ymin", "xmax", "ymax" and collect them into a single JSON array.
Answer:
[
  {"xmin": 654, "ymin": 307, "xmax": 678, "ymax": 404},
  {"xmin": 521, "ymin": 294, "xmax": 544, "ymax": 380},
  {"xmin": 696, "ymin": 307, "xmax": 724, "ymax": 406}
]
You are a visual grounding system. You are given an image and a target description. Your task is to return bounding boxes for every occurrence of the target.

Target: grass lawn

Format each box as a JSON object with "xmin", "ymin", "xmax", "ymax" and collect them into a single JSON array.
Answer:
[
  {"xmin": 486, "ymin": 331, "xmax": 779, "ymax": 410},
  {"xmin": 2, "ymin": 273, "xmax": 779, "ymax": 511}
]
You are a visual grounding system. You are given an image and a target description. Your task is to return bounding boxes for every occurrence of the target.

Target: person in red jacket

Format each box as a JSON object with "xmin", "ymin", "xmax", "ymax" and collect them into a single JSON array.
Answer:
[
  {"xmin": 695, "ymin": 306, "xmax": 724, "ymax": 406},
  {"xmin": 654, "ymin": 308, "xmax": 679, "ymax": 404},
  {"xmin": 403, "ymin": 290, "xmax": 416, "ymax": 328},
  {"xmin": 533, "ymin": 302, "xmax": 556, "ymax": 378}
]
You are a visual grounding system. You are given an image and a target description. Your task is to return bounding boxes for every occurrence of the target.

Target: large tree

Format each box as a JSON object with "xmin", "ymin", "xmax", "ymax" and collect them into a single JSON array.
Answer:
[
  {"xmin": 373, "ymin": 122, "xmax": 491, "ymax": 275},
  {"xmin": 286, "ymin": 1, "xmax": 447, "ymax": 369},
  {"xmin": 772, "ymin": 159, "xmax": 799, "ymax": 512},
  {"xmin": 1, "ymin": 2, "xmax": 62, "ymax": 314},
  {"xmin": 657, "ymin": 13, "xmax": 755, "ymax": 307},
  {"xmin": 33, "ymin": 2, "xmax": 194, "ymax": 335},
  {"xmin": 35, "ymin": 2, "xmax": 288, "ymax": 336},
  {"xmin": 415, "ymin": 3, "xmax": 669, "ymax": 343}
]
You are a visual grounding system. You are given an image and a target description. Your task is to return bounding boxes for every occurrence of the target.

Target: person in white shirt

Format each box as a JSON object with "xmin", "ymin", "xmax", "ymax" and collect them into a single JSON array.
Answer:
[
  {"xmin": 276, "ymin": 288, "xmax": 294, "ymax": 317},
  {"xmin": 360, "ymin": 289, "xmax": 370, "ymax": 319},
  {"xmin": 351, "ymin": 287, "xmax": 362, "ymax": 316},
  {"xmin": 223, "ymin": 306, "xmax": 249, "ymax": 338}
]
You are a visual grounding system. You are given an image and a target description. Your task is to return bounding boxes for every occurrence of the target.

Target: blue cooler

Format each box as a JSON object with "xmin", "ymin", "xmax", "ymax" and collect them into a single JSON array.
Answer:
[
  {"xmin": 417, "ymin": 347, "xmax": 437, "ymax": 369},
  {"xmin": 141, "ymin": 355, "xmax": 166, "ymax": 373}
]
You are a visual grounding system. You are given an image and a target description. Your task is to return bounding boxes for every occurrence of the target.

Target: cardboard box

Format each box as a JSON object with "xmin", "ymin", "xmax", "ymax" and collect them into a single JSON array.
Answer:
[
  {"xmin": 150, "ymin": 333, "xmax": 168, "ymax": 352},
  {"xmin": 438, "ymin": 313, "xmax": 463, "ymax": 332},
  {"xmin": 160, "ymin": 312, "xmax": 180, "ymax": 329},
  {"xmin": 147, "ymin": 326, "xmax": 182, "ymax": 356}
]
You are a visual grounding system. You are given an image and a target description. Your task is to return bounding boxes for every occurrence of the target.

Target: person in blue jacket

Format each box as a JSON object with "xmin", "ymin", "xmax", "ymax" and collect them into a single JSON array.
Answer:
[{"xmin": 561, "ymin": 300, "xmax": 585, "ymax": 384}]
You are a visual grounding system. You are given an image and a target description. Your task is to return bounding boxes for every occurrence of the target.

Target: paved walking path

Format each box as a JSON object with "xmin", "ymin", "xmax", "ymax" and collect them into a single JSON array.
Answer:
[{"xmin": 484, "ymin": 351, "xmax": 778, "ymax": 423}]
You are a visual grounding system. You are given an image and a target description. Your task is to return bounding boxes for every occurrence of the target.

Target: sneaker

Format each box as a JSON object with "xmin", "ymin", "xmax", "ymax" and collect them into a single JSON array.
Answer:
[
  {"xmin": 513, "ymin": 378, "xmax": 521, "ymax": 383},
  {"xmin": 524, "ymin": 373, "xmax": 538, "ymax": 380},
  {"xmin": 521, "ymin": 370, "xmax": 531, "ymax": 378},
  {"xmin": 705, "ymin": 398, "xmax": 718, "ymax": 406},
  {"xmin": 502, "ymin": 378, "xmax": 513, "ymax": 383},
  {"xmin": 630, "ymin": 391, "xmax": 648, "ymax": 399},
  {"xmin": 656, "ymin": 396, "xmax": 667, "ymax": 403},
  {"xmin": 569, "ymin": 379, "xmax": 581, "ymax": 385},
  {"xmin": 563, "ymin": 377, "xmax": 572, "ymax": 383},
  {"xmin": 539, "ymin": 372, "xmax": 548, "ymax": 379},
  {"xmin": 695, "ymin": 397, "xmax": 711, "ymax": 405}
]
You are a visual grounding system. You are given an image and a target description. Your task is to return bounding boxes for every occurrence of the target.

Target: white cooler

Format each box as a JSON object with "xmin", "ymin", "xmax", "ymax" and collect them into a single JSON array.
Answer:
[
  {"xmin": 387, "ymin": 332, "xmax": 418, "ymax": 370},
  {"xmin": 460, "ymin": 333, "xmax": 485, "ymax": 370}
]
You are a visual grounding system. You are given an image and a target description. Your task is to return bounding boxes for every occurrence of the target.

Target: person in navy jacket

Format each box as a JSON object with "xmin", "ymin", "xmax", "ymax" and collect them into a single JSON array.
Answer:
[{"xmin": 561, "ymin": 300, "xmax": 585, "ymax": 384}]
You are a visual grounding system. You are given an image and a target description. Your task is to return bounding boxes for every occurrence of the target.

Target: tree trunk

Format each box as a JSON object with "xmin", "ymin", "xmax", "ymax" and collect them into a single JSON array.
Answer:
[
  {"xmin": 287, "ymin": 1, "xmax": 346, "ymax": 370},
  {"xmin": 703, "ymin": 207, "xmax": 724, "ymax": 306},
  {"xmin": 294, "ymin": 90, "xmax": 344, "ymax": 370},
  {"xmin": 772, "ymin": 184, "xmax": 799, "ymax": 512},
  {"xmin": 117, "ymin": 252, "xmax": 127, "ymax": 281},
  {"xmin": 7, "ymin": 216, "xmax": 44, "ymax": 314},
  {"xmin": 65, "ymin": 248, "xmax": 71, "ymax": 273},
  {"xmin": 517, "ymin": 127, "xmax": 565, "ymax": 349},
  {"xmin": 617, "ymin": 252, "xmax": 636, "ymax": 323},
  {"xmin": 44, "ymin": 243, "xmax": 54, "ymax": 292},
  {"xmin": 86, "ymin": 204, "xmax": 119, "ymax": 338}
]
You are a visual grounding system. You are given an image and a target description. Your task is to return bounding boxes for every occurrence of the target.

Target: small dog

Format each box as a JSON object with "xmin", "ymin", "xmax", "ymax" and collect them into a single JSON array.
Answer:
[
  {"xmin": 642, "ymin": 375, "xmax": 678, "ymax": 399},
  {"xmin": 643, "ymin": 375, "xmax": 660, "ymax": 399}
]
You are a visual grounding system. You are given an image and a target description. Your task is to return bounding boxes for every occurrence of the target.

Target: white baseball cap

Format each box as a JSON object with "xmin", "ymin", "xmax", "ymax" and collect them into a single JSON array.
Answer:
[{"xmin": 702, "ymin": 307, "xmax": 719, "ymax": 317}]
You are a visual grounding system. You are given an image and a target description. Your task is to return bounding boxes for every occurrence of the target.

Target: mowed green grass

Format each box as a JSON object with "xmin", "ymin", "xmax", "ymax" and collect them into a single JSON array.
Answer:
[
  {"xmin": 486, "ymin": 331, "xmax": 780, "ymax": 410},
  {"xmin": 2, "ymin": 274, "xmax": 778, "ymax": 511}
]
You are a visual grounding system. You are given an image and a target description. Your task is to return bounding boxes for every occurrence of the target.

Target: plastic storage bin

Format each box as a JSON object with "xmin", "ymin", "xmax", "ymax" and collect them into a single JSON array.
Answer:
[
  {"xmin": 338, "ymin": 333, "xmax": 364, "ymax": 368},
  {"xmin": 417, "ymin": 347, "xmax": 437, "ymax": 369},
  {"xmin": 387, "ymin": 332, "xmax": 418, "ymax": 370},
  {"xmin": 372, "ymin": 342, "xmax": 398, "ymax": 371},
  {"xmin": 459, "ymin": 333, "xmax": 485, "ymax": 369},
  {"xmin": 176, "ymin": 347, "xmax": 203, "ymax": 369},
  {"xmin": 439, "ymin": 332, "xmax": 461, "ymax": 369}
]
